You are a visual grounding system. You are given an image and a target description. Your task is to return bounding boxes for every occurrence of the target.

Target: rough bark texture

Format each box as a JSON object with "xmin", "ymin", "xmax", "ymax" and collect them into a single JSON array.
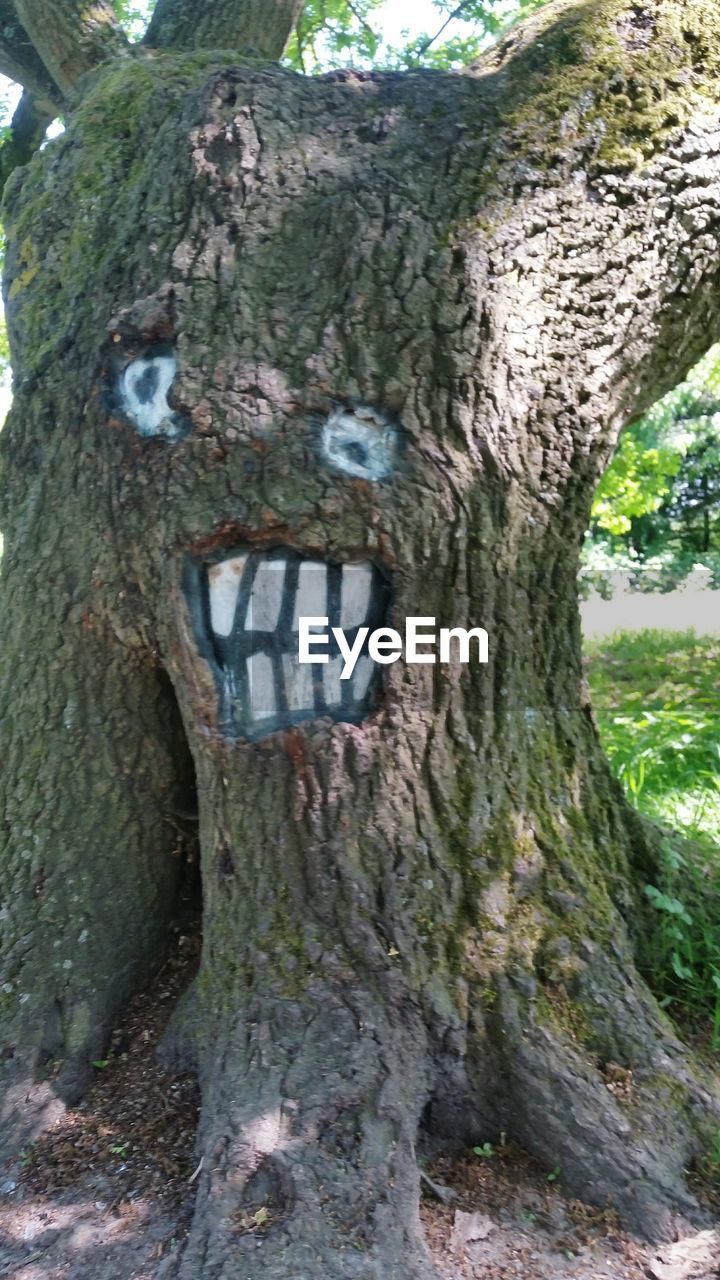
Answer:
[
  {"xmin": 144, "ymin": 0, "xmax": 304, "ymax": 59},
  {"xmin": 2, "ymin": 1, "xmax": 720, "ymax": 1275},
  {"xmin": 0, "ymin": 91, "xmax": 52, "ymax": 190},
  {"xmin": 0, "ymin": 0, "xmax": 64, "ymax": 113},
  {"xmin": 13, "ymin": 0, "xmax": 126, "ymax": 97}
]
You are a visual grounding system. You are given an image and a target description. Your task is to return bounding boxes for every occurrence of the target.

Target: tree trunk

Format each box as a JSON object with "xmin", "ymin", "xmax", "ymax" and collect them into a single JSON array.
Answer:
[
  {"xmin": 0, "ymin": 0, "xmax": 65, "ymax": 115},
  {"xmin": 3, "ymin": 3, "xmax": 720, "ymax": 1274},
  {"xmin": 13, "ymin": 0, "xmax": 126, "ymax": 98},
  {"xmin": 144, "ymin": 0, "xmax": 304, "ymax": 59}
]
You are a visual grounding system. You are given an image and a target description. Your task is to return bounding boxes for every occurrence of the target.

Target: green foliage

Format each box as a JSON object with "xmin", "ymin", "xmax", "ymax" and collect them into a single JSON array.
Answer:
[
  {"xmin": 586, "ymin": 630, "xmax": 720, "ymax": 843},
  {"xmin": 641, "ymin": 839, "xmax": 720, "ymax": 1047},
  {"xmin": 109, "ymin": 0, "xmax": 154, "ymax": 37},
  {"xmin": 63, "ymin": 0, "xmax": 558, "ymax": 72},
  {"xmin": 585, "ymin": 347, "xmax": 720, "ymax": 591},
  {"xmin": 586, "ymin": 630, "xmax": 720, "ymax": 1039},
  {"xmin": 284, "ymin": 0, "xmax": 550, "ymax": 73},
  {"xmin": 591, "ymin": 435, "xmax": 679, "ymax": 537},
  {"xmin": 287, "ymin": 0, "xmax": 384, "ymax": 72},
  {"xmin": 377, "ymin": 0, "xmax": 548, "ymax": 70}
]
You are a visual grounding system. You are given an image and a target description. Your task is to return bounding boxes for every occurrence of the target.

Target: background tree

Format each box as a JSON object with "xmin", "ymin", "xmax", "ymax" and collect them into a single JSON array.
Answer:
[
  {"xmin": 584, "ymin": 346, "xmax": 720, "ymax": 590},
  {"xmin": 2, "ymin": 2, "xmax": 720, "ymax": 1277}
]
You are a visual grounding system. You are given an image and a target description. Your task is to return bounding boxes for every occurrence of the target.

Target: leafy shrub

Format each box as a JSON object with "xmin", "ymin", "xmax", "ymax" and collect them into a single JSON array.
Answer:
[{"xmin": 586, "ymin": 630, "xmax": 720, "ymax": 1038}]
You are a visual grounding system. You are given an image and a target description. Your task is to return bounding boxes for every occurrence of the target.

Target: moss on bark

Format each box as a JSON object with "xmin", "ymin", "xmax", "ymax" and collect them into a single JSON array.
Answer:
[
  {"xmin": 482, "ymin": 0, "xmax": 720, "ymax": 171},
  {"xmin": 3, "ymin": 4, "xmax": 720, "ymax": 1271}
]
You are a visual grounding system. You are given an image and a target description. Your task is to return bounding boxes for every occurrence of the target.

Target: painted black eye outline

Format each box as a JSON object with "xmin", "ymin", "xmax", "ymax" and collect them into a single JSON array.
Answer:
[
  {"xmin": 320, "ymin": 406, "xmax": 400, "ymax": 480},
  {"xmin": 111, "ymin": 343, "xmax": 192, "ymax": 440}
]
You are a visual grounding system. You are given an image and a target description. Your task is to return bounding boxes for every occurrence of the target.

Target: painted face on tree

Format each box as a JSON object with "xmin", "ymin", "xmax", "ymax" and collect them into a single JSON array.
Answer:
[
  {"xmin": 111, "ymin": 350, "xmax": 400, "ymax": 739},
  {"xmin": 5, "ymin": 11, "xmax": 720, "ymax": 1275},
  {"xmin": 184, "ymin": 548, "xmax": 391, "ymax": 739},
  {"xmin": 178, "ymin": 400, "xmax": 398, "ymax": 740},
  {"xmin": 76, "ymin": 62, "xmax": 485, "ymax": 762},
  {"xmin": 113, "ymin": 345, "xmax": 192, "ymax": 439},
  {"xmin": 320, "ymin": 406, "xmax": 400, "ymax": 480}
]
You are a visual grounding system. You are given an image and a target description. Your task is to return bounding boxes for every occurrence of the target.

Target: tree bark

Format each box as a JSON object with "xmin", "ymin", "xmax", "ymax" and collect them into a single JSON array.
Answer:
[
  {"xmin": 2, "ymin": 1, "xmax": 720, "ymax": 1274},
  {"xmin": 0, "ymin": 92, "xmax": 53, "ymax": 190},
  {"xmin": 13, "ymin": 0, "xmax": 126, "ymax": 98},
  {"xmin": 0, "ymin": 0, "xmax": 64, "ymax": 113},
  {"xmin": 0, "ymin": 436, "xmax": 197, "ymax": 1135},
  {"xmin": 144, "ymin": 0, "xmax": 304, "ymax": 59}
]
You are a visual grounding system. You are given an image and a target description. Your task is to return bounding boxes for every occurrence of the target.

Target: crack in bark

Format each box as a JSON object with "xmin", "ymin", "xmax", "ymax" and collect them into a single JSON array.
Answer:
[{"xmin": 3, "ymin": 3, "xmax": 720, "ymax": 1272}]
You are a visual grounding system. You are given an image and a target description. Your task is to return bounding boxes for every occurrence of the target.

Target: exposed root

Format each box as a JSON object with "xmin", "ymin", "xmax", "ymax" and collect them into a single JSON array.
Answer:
[{"xmin": 176, "ymin": 991, "xmax": 437, "ymax": 1280}]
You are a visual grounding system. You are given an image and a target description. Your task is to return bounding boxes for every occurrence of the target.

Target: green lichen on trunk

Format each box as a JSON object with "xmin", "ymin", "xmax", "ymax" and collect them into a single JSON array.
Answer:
[
  {"xmin": 3, "ymin": 6, "xmax": 720, "ymax": 1266},
  {"xmin": 482, "ymin": 0, "xmax": 720, "ymax": 170}
]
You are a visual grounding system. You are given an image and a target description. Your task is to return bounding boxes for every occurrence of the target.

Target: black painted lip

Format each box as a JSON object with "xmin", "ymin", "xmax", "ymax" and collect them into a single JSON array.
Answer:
[{"xmin": 184, "ymin": 546, "xmax": 391, "ymax": 740}]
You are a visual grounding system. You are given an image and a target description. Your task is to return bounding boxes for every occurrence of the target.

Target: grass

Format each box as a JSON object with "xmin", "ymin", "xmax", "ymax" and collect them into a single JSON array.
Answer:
[
  {"xmin": 584, "ymin": 629, "xmax": 720, "ymax": 1042},
  {"xmin": 585, "ymin": 629, "xmax": 720, "ymax": 844}
]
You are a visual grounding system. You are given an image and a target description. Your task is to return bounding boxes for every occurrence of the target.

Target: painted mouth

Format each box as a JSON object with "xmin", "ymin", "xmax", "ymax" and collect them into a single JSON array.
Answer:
[{"xmin": 184, "ymin": 548, "xmax": 391, "ymax": 740}]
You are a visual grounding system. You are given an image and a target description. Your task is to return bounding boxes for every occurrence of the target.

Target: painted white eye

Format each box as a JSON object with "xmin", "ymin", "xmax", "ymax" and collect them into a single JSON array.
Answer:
[
  {"xmin": 120, "ymin": 352, "xmax": 184, "ymax": 438},
  {"xmin": 321, "ymin": 407, "xmax": 399, "ymax": 480}
]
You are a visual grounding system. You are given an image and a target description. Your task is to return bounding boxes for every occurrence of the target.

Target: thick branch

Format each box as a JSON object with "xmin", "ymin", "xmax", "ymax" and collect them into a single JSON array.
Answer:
[
  {"xmin": 463, "ymin": 0, "xmax": 720, "ymax": 421},
  {"xmin": 13, "ymin": 0, "xmax": 127, "ymax": 98},
  {"xmin": 0, "ymin": 90, "xmax": 52, "ymax": 190},
  {"xmin": 143, "ymin": 0, "xmax": 304, "ymax": 59},
  {"xmin": 0, "ymin": 1, "xmax": 63, "ymax": 113}
]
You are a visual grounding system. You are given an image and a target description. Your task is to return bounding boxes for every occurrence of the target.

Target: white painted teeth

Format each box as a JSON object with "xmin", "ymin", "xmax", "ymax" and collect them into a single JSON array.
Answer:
[
  {"xmin": 204, "ymin": 553, "xmax": 384, "ymax": 730},
  {"xmin": 292, "ymin": 561, "xmax": 327, "ymax": 629},
  {"xmin": 282, "ymin": 654, "xmax": 314, "ymax": 713},
  {"xmin": 245, "ymin": 558, "xmax": 286, "ymax": 631},
  {"xmin": 208, "ymin": 556, "xmax": 246, "ymax": 637},
  {"xmin": 340, "ymin": 563, "xmax": 372, "ymax": 628},
  {"xmin": 323, "ymin": 657, "xmax": 344, "ymax": 708},
  {"xmin": 246, "ymin": 652, "xmax": 276, "ymax": 721},
  {"xmin": 352, "ymin": 655, "xmax": 375, "ymax": 702}
]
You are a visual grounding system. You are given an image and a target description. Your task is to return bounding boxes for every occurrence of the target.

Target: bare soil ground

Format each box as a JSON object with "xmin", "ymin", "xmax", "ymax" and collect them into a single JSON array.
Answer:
[{"xmin": 1, "ymin": 939, "xmax": 719, "ymax": 1280}]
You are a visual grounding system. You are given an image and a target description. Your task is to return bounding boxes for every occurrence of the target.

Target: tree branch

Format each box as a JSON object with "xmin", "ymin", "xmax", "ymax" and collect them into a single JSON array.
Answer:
[
  {"xmin": 143, "ymin": 0, "xmax": 304, "ymax": 60},
  {"xmin": 460, "ymin": 0, "xmax": 720, "ymax": 423},
  {"xmin": 412, "ymin": 0, "xmax": 476, "ymax": 60},
  {"xmin": 0, "ymin": 90, "xmax": 52, "ymax": 190},
  {"xmin": 12, "ymin": 0, "xmax": 127, "ymax": 98},
  {"xmin": 0, "ymin": 0, "xmax": 64, "ymax": 113},
  {"xmin": 346, "ymin": 1, "xmax": 380, "ymax": 48}
]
